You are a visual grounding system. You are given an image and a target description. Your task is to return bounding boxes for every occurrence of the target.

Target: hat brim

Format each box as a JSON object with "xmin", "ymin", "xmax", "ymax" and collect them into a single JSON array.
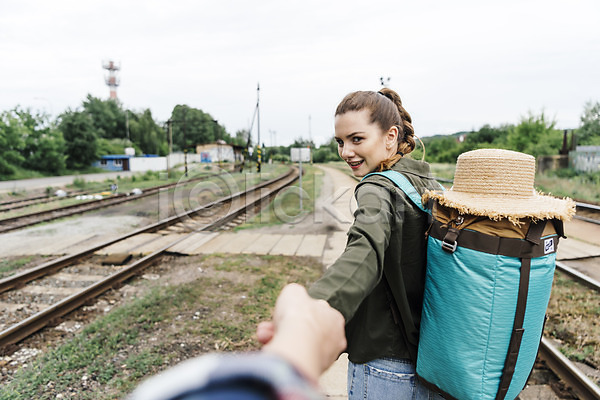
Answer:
[{"xmin": 423, "ymin": 190, "xmax": 576, "ymax": 224}]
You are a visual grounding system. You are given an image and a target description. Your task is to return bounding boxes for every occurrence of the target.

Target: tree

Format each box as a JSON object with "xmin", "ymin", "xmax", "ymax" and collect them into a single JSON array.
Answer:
[
  {"xmin": 97, "ymin": 138, "xmax": 140, "ymax": 157},
  {"xmin": 234, "ymin": 129, "xmax": 250, "ymax": 147},
  {"xmin": 24, "ymin": 129, "xmax": 66, "ymax": 174},
  {"xmin": 0, "ymin": 110, "xmax": 27, "ymax": 175},
  {"xmin": 291, "ymin": 138, "xmax": 315, "ymax": 148},
  {"xmin": 312, "ymin": 138, "xmax": 340, "ymax": 163},
  {"xmin": 128, "ymin": 109, "xmax": 168, "ymax": 155},
  {"xmin": 16, "ymin": 108, "xmax": 66, "ymax": 174},
  {"xmin": 462, "ymin": 124, "xmax": 511, "ymax": 151},
  {"xmin": 424, "ymin": 135, "xmax": 463, "ymax": 163},
  {"xmin": 0, "ymin": 108, "xmax": 66, "ymax": 176},
  {"xmin": 170, "ymin": 105, "xmax": 227, "ymax": 151},
  {"xmin": 578, "ymin": 101, "xmax": 600, "ymax": 145},
  {"xmin": 507, "ymin": 112, "xmax": 562, "ymax": 157},
  {"xmin": 82, "ymin": 95, "xmax": 126, "ymax": 139},
  {"xmin": 59, "ymin": 110, "xmax": 98, "ymax": 169}
]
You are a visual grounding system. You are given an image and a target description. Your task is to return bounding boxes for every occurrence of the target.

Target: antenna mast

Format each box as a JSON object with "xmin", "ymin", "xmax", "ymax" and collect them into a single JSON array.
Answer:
[
  {"xmin": 256, "ymin": 83, "xmax": 261, "ymax": 173},
  {"xmin": 103, "ymin": 60, "xmax": 120, "ymax": 100}
]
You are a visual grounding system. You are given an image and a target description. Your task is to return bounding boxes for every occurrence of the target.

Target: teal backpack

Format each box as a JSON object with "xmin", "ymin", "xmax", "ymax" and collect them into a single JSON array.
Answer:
[{"xmin": 364, "ymin": 170, "xmax": 562, "ymax": 400}]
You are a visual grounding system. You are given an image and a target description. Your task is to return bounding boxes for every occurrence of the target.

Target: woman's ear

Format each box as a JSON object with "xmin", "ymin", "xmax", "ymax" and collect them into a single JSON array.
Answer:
[{"xmin": 385, "ymin": 126, "xmax": 399, "ymax": 150}]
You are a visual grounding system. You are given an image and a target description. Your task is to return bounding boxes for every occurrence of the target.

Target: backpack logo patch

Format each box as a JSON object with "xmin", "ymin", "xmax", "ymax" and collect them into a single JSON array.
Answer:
[{"xmin": 544, "ymin": 238, "xmax": 555, "ymax": 254}]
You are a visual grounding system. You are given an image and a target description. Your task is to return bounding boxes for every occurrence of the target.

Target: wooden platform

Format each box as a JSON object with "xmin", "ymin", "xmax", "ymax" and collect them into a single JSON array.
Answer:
[{"xmin": 557, "ymin": 237, "xmax": 600, "ymax": 260}]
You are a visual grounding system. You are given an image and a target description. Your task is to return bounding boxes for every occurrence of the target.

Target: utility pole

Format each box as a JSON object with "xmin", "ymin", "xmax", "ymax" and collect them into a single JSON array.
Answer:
[
  {"xmin": 167, "ymin": 110, "xmax": 187, "ymax": 177},
  {"xmin": 256, "ymin": 83, "xmax": 261, "ymax": 173},
  {"xmin": 308, "ymin": 115, "xmax": 313, "ymax": 164},
  {"xmin": 166, "ymin": 120, "xmax": 173, "ymax": 177},
  {"xmin": 182, "ymin": 106, "xmax": 188, "ymax": 177},
  {"xmin": 125, "ymin": 110, "xmax": 130, "ymax": 141}
]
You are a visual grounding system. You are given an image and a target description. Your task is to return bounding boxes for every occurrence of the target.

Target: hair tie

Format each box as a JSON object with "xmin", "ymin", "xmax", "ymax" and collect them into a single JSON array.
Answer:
[{"xmin": 396, "ymin": 151, "xmax": 404, "ymax": 156}]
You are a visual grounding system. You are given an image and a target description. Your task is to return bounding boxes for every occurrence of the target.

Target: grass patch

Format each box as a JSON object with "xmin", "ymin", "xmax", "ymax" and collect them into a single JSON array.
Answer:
[
  {"xmin": 0, "ymin": 166, "xmax": 107, "ymax": 183},
  {"xmin": 239, "ymin": 164, "xmax": 322, "ymax": 229},
  {"xmin": 536, "ymin": 170, "xmax": 600, "ymax": 204},
  {"xmin": 0, "ymin": 165, "xmax": 292, "ymax": 220},
  {"xmin": 545, "ymin": 270, "xmax": 600, "ymax": 373},
  {"xmin": 0, "ymin": 256, "xmax": 33, "ymax": 278},
  {"xmin": 429, "ymin": 163, "xmax": 456, "ymax": 183},
  {"xmin": 0, "ymin": 253, "xmax": 322, "ymax": 400}
]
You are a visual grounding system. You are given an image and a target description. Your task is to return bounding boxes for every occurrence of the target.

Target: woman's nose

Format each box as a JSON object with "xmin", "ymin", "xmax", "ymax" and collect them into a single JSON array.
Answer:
[{"xmin": 340, "ymin": 144, "xmax": 354, "ymax": 159}]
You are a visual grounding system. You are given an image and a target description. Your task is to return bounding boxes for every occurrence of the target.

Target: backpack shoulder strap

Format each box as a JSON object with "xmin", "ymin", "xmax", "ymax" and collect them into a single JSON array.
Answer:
[
  {"xmin": 362, "ymin": 170, "xmax": 440, "ymax": 364},
  {"xmin": 362, "ymin": 170, "xmax": 436, "ymax": 213}
]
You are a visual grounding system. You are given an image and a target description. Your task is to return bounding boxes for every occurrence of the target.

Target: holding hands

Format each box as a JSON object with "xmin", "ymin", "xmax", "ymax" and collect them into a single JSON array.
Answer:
[{"xmin": 257, "ymin": 283, "xmax": 346, "ymax": 383}]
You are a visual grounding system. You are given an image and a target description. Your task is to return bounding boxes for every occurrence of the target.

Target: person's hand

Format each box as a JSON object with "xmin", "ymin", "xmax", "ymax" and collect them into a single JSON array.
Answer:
[
  {"xmin": 256, "ymin": 283, "xmax": 346, "ymax": 384},
  {"xmin": 256, "ymin": 320, "xmax": 275, "ymax": 345}
]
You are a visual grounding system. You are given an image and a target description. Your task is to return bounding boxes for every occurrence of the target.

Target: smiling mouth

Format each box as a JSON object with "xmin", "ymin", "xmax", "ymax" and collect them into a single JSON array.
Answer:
[{"xmin": 347, "ymin": 160, "xmax": 364, "ymax": 169}]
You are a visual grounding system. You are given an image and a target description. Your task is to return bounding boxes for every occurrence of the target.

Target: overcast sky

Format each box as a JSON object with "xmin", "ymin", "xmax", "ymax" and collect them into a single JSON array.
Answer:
[{"xmin": 1, "ymin": 0, "xmax": 599, "ymax": 147}]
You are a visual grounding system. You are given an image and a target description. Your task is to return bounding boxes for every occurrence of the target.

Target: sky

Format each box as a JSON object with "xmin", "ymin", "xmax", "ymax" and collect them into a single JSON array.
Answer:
[{"xmin": 1, "ymin": 0, "xmax": 599, "ymax": 147}]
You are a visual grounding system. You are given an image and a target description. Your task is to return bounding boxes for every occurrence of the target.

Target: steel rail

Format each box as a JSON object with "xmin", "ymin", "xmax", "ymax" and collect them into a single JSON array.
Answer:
[
  {"xmin": 0, "ymin": 168, "xmax": 296, "ymax": 294},
  {"xmin": 0, "ymin": 190, "xmax": 91, "ymax": 212},
  {"xmin": 573, "ymin": 202, "xmax": 600, "ymax": 225},
  {"xmin": 0, "ymin": 193, "xmax": 49, "ymax": 207},
  {"xmin": 555, "ymin": 261, "xmax": 600, "ymax": 293},
  {"xmin": 538, "ymin": 337, "xmax": 600, "ymax": 400},
  {"xmin": 1, "ymin": 196, "xmax": 52, "ymax": 211},
  {"xmin": 0, "ymin": 168, "xmax": 298, "ymax": 350},
  {"xmin": 0, "ymin": 173, "xmax": 219, "ymax": 234},
  {"xmin": 573, "ymin": 215, "xmax": 600, "ymax": 225},
  {"xmin": 576, "ymin": 202, "xmax": 600, "ymax": 212}
]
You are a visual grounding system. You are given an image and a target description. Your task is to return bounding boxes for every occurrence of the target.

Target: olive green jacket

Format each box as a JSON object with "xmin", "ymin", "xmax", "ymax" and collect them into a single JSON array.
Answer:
[{"xmin": 308, "ymin": 158, "xmax": 441, "ymax": 364}]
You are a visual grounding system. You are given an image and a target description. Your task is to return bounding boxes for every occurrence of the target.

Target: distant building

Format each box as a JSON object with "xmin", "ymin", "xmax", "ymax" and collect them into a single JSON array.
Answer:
[
  {"xmin": 94, "ymin": 155, "xmax": 131, "ymax": 171},
  {"xmin": 195, "ymin": 142, "xmax": 245, "ymax": 163},
  {"xmin": 93, "ymin": 154, "xmax": 165, "ymax": 172},
  {"xmin": 570, "ymin": 146, "xmax": 600, "ymax": 173}
]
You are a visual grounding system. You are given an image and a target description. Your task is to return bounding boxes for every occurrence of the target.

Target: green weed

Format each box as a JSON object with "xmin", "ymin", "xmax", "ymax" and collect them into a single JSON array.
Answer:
[
  {"xmin": 0, "ymin": 256, "xmax": 33, "ymax": 278},
  {"xmin": 0, "ymin": 254, "xmax": 322, "ymax": 400}
]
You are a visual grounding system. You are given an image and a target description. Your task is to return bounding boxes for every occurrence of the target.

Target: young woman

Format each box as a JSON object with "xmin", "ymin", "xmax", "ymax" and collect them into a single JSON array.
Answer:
[{"xmin": 308, "ymin": 88, "xmax": 444, "ymax": 399}]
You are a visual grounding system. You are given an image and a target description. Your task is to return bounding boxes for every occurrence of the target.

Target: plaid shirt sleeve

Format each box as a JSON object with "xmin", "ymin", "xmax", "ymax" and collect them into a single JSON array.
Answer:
[{"xmin": 129, "ymin": 352, "xmax": 324, "ymax": 400}]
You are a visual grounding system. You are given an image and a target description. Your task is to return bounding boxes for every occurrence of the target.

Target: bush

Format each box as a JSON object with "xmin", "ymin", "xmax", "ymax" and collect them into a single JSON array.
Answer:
[
  {"xmin": 142, "ymin": 170, "xmax": 159, "ymax": 181},
  {"xmin": 272, "ymin": 154, "xmax": 290, "ymax": 162},
  {"xmin": 548, "ymin": 168, "xmax": 578, "ymax": 179},
  {"xmin": 72, "ymin": 177, "xmax": 86, "ymax": 189}
]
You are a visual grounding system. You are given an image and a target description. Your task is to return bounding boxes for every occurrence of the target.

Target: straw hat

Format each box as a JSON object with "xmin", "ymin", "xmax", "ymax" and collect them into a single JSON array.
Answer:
[{"xmin": 423, "ymin": 149, "xmax": 576, "ymax": 224}]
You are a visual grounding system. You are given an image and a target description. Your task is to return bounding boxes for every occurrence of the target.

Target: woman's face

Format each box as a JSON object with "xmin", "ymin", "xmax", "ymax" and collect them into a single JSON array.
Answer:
[{"xmin": 334, "ymin": 109, "xmax": 397, "ymax": 177}]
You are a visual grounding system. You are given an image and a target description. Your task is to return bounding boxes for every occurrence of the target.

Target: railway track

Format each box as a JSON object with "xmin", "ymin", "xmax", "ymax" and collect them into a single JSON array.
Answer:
[
  {"xmin": 574, "ymin": 202, "xmax": 600, "ymax": 225},
  {"xmin": 0, "ymin": 167, "xmax": 298, "ymax": 353},
  {"xmin": 0, "ymin": 173, "xmax": 217, "ymax": 234},
  {"xmin": 0, "ymin": 190, "xmax": 90, "ymax": 213},
  {"xmin": 537, "ymin": 260, "xmax": 600, "ymax": 399},
  {"xmin": 539, "ymin": 337, "xmax": 600, "ymax": 400},
  {"xmin": 1, "ymin": 167, "xmax": 597, "ymax": 398},
  {"xmin": 1, "ymin": 193, "xmax": 58, "ymax": 211}
]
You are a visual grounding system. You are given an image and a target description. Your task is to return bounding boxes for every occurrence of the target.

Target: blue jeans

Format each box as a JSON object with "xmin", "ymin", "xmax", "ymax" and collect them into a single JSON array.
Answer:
[{"xmin": 347, "ymin": 358, "xmax": 444, "ymax": 400}]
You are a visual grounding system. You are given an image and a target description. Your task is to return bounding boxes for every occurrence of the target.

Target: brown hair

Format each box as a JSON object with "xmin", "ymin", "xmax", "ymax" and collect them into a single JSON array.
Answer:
[{"xmin": 335, "ymin": 88, "xmax": 415, "ymax": 171}]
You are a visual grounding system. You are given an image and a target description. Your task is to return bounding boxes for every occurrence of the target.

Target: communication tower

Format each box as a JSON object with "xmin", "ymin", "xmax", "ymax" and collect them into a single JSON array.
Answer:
[{"xmin": 102, "ymin": 60, "xmax": 120, "ymax": 100}]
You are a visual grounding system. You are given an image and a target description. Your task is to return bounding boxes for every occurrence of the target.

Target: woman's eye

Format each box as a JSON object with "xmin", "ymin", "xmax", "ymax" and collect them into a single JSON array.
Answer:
[
  {"xmin": 352, "ymin": 137, "xmax": 362, "ymax": 143},
  {"xmin": 336, "ymin": 140, "xmax": 343, "ymax": 146}
]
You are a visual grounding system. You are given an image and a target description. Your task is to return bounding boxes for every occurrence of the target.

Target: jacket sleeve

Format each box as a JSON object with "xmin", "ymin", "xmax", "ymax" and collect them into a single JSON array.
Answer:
[{"xmin": 308, "ymin": 181, "xmax": 395, "ymax": 322}]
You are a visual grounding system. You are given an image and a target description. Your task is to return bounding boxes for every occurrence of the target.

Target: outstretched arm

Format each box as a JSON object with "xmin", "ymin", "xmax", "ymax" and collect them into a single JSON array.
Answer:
[{"xmin": 257, "ymin": 283, "xmax": 347, "ymax": 384}]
